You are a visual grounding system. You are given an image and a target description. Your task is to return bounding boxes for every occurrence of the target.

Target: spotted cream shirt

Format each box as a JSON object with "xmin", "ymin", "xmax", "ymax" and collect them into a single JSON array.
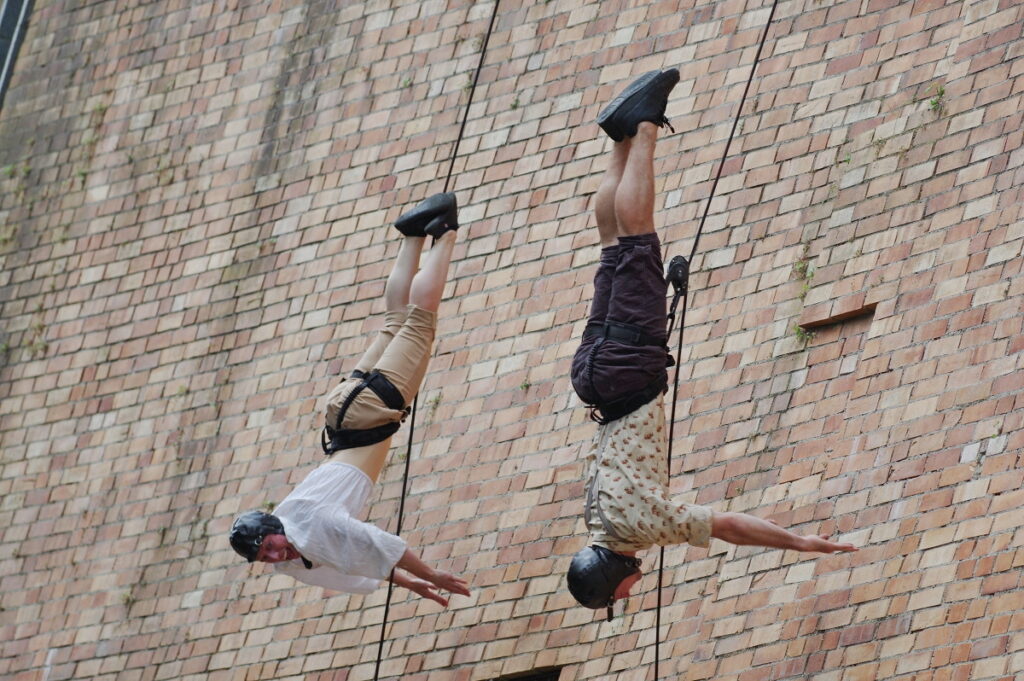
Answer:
[{"xmin": 585, "ymin": 396, "xmax": 713, "ymax": 552}]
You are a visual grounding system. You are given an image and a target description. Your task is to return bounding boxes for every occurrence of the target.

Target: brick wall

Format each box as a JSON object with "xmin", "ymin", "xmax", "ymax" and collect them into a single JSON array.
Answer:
[{"xmin": 1, "ymin": 1, "xmax": 1022, "ymax": 680}]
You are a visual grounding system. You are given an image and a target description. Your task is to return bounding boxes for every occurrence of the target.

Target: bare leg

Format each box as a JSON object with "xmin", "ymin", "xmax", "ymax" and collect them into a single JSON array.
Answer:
[
  {"xmin": 711, "ymin": 512, "xmax": 858, "ymax": 554},
  {"xmin": 614, "ymin": 122, "xmax": 658, "ymax": 237},
  {"xmin": 409, "ymin": 231, "xmax": 456, "ymax": 313},
  {"xmin": 352, "ymin": 236, "xmax": 426, "ymax": 375},
  {"xmin": 594, "ymin": 139, "xmax": 631, "ymax": 247},
  {"xmin": 385, "ymin": 237, "xmax": 427, "ymax": 312}
]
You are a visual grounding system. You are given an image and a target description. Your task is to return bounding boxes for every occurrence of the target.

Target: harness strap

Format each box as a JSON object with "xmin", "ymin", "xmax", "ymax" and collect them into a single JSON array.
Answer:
[
  {"xmin": 334, "ymin": 370, "xmax": 409, "ymax": 425},
  {"xmin": 322, "ymin": 421, "xmax": 403, "ymax": 454},
  {"xmin": 363, "ymin": 370, "xmax": 407, "ymax": 412},
  {"xmin": 587, "ymin": 479, "xmax": 625, "ymax": 541},
  {"xmin": 585, "ymin": 430, "xmax": 626, "ymax": 541}
]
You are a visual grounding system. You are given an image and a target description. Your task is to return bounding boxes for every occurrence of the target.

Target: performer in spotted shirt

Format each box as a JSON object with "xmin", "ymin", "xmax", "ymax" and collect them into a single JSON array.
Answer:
[{"xmin": 567, "ymin": 70, "xmax": 857, "ymax": 619}]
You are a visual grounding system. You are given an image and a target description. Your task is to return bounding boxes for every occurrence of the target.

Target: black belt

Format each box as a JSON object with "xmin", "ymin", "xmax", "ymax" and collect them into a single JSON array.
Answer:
[{"xmin": 583, "ymin": 321, "xmax": 665, "ymax": 348}]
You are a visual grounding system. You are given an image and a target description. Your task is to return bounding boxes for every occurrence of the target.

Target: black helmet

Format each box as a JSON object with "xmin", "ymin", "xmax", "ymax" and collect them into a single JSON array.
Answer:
[
  {"xmin": 229, "ymin": 510, "xmax": 285, "ymax": 562},
  {"xmin": 566, "ymin": 545, "xmax": 642, "ymax": 619}
]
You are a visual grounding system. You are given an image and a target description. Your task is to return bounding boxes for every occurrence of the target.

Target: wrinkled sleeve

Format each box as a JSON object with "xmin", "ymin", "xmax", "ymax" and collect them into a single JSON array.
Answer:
[
  {"xmin": 658, "ymin": 500, "xmax": 713, "ymax": 548},
  {"xmin": 318, "ymin": 510, "xmax": 407, "ymax": 581}
]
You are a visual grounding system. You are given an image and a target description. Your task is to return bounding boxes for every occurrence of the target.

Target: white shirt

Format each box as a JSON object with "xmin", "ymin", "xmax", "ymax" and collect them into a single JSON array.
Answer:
[
  {"xmin": 585, "ymin": 397, "xmax": 713, "ymax": 552},
  {"xmin": 272, "ymin": 461, "xmax": 407, "ymax": 594}
]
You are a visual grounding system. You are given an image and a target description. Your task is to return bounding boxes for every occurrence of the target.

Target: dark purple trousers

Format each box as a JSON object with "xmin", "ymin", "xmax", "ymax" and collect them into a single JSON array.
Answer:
[{"xmin": 571, "ymin": 233, "xmax": 669, "ymax": 409}]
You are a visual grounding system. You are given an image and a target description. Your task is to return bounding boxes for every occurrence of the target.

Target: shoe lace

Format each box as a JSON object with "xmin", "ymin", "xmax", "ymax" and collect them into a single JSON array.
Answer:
[{"xmin": 661, "ymin": 116, "xmax": 675, "ymax": 134}]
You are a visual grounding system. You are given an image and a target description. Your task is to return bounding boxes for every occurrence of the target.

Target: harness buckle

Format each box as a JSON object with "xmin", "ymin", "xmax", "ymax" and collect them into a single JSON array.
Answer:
[{"xmin": 667, "ymin": 255, "xmax": 689, "ymax": 296}]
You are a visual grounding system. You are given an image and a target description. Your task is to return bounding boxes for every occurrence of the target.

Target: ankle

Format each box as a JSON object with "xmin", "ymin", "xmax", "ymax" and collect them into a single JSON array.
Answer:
[{"xmin": 432, "ymin": 230, "xmax": 457, "ymax": 247}]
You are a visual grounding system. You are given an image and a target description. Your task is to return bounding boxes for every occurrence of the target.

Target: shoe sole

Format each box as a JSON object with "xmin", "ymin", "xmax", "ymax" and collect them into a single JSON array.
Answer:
[
  {"xmin": 395, "ymin": 193, "xmax": 457, "ymax": 236},
  {"xmin": 597, "ymin": 69, "xmax": 679, "ymax": 141}
]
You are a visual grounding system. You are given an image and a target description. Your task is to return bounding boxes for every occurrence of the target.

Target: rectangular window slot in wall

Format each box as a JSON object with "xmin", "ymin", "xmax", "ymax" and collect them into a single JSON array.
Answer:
[{"xmin": 490, "ymin": 668, "xmax": 563, "ymax": 681}]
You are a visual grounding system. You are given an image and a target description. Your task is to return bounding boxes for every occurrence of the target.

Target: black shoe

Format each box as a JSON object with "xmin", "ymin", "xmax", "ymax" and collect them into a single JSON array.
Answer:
[
  {"xmin": 394, "ymin": 192, "xmax": 459, "ymax": 237},
  {"xmin": 597, "ymin": 69, "xmax": 680, "ymax": 142}
]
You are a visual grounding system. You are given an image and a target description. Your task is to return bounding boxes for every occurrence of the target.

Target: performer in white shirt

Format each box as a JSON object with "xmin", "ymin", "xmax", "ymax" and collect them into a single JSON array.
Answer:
[
  {"xmin": 567, "ymin": 71, "xmax": 856, "ymax": 619},
  {"xmin": 229, "ymin": 194, "xmax": 469, "ymax": 606}
]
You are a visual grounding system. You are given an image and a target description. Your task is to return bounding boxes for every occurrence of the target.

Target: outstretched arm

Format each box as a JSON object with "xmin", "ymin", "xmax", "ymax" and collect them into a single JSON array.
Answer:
[
  {"xmin": 394, "ymin": 548, "xmax": 471, "ymax": 601},
  {"xmin": 711, "ymin": 511, "xmax": 857, "ymax": 554}
]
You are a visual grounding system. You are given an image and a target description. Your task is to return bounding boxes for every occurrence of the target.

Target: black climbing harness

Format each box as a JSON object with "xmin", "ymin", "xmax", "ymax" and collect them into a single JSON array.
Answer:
[{"xmin": 321, "ymin": 370, "xmax": 410, "ymax": 454}]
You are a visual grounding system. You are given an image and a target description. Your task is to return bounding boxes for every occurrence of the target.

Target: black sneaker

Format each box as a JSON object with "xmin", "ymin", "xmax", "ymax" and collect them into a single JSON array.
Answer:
[
  {"xmin": 597, "ymin": 69, "xmax": 680, "ymax": 142},
  {"xmin": 395, "ymin": 192, "xmax": 459, "ymax": 237}
]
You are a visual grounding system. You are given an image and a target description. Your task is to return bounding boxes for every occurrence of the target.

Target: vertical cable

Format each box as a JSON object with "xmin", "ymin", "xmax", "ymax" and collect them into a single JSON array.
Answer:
[
  {"xmin": 654, "ymin": 0, "xmax": 780, "ymax": 678},
  {"xmin": 373, "ymin": 3, "xmax": 501, "ymax": 679}
]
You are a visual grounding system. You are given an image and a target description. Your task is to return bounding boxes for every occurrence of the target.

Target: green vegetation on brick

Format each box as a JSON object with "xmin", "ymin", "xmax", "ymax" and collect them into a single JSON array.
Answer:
[{"xmin": 793, "ymin": 325, "xmax": 816, "ymax": 345}]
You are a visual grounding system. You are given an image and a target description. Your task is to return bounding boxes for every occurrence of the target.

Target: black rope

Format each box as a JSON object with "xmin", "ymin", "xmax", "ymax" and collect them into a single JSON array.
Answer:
[
  {"xmin": 372, "ymin": 3, "xmax": 501, "ymax": 680},
  {"xmin": 372, "ymin": 398, "xmax": 416, "ymax": 681},
  {"xmin": 654, "ymin": 1, "xmax": 780, "ymax": 679},
  {"xmin": 442, "ymin": 0, "xmax": 500, "ymax": 196},
  {"xmin": 687, "ymin": 0, "xmax": 781, "ymax": 262}
]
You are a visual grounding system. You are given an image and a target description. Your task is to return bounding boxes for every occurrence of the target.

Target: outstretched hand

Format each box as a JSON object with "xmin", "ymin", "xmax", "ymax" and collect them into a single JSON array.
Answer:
[
  {"xmin": 801, "ymin": 534, "xmax": 858, "ymax": 553},
  {"xmin": 393, "ymin": 548, "xmax": 471, "ymax": 605},
  {"xmin": 401, "ymin": 576, "xmax": 452, "ymax": 606},
  {"xmin": 392, "ymin": 568, "xmax": 470, "ymax": 606},
  {"xmin": 429, "ymin": 569, "xmax": 471, "ymax": 597}
]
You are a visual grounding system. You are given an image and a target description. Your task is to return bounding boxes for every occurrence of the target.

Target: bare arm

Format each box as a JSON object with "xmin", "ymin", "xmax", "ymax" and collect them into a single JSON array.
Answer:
[
  {"xmin": 394, "ymin": 548, "xmax": 471, "ymax": 597},
  {"xmin": 711, "ymin": 512, "xmax": 857, "ymax": 553}
]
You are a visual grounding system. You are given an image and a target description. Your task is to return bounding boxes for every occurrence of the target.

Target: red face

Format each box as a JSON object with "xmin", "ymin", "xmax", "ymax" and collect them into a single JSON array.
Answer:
[
  {"xmin": 255, "ymin": 534, "xmax": 300, "ymax": 563},
  {"xmin": 613, "ymin": 571, "xmax": 642, "ymax": 600}
]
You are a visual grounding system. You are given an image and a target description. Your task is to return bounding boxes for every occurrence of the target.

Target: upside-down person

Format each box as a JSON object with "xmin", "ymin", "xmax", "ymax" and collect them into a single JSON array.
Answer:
[
  {"xmin": 229, "ymin": 194, "xmax": 470, "ymax": 606},
  {"xmin": 567, "ymin": 70, "xmax": 857, "ymax": 620}
]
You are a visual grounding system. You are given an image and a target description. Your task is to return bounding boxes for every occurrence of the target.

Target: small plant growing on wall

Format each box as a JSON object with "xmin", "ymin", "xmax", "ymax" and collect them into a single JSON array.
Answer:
[
  {"xmin": 793, "ymin": 243, "xmax": 814, "ymax": 301},
  {"xmin": 926, "ymin": 83, "xmax": 945, "ymax": 115},
  {"xmin": 427, "ymin": 392, "xmax": 442, "ymax": 419},
  {"xmin": 793, "ymin": 324, "xmax": 816, "ymax": 346}
]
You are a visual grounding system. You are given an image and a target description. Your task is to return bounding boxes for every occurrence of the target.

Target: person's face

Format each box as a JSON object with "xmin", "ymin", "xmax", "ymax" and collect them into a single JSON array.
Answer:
[
  {"xmin": 613, "ymin": 571, "xmax": 642, "ymax": 600},
  {"xmin": 255, "ymin": 534, "xmax": 299, "ymax": 563}
]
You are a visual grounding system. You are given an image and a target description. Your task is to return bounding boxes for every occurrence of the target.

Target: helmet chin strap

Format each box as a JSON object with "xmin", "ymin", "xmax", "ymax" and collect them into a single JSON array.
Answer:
[{"xmin": 607, "ymin": 599, "xmax": 614, "ymax": 622}]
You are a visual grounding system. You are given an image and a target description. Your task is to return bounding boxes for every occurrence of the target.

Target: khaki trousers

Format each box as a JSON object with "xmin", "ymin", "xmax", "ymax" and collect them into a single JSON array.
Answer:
[{"xmin": 324, "ymin": 304, "xmax": 437, "ymax": 430}]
